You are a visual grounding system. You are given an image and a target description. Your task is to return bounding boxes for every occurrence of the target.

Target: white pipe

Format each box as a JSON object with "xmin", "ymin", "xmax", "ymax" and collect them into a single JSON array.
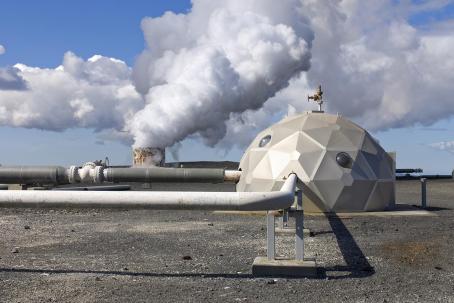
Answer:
[
  {"xmin": 224, "ymin": 170, "xmax": 242, "ymax": 182},
  {"xmin": 0, "ymin": 174, "xmax": 296, "ymax": 211}
]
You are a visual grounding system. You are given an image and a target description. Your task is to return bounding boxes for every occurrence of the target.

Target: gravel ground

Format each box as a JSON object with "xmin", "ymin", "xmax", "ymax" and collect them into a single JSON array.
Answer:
[{"xmin": 0, "ymin": 180, "xmax": 453, "ymax": 302}]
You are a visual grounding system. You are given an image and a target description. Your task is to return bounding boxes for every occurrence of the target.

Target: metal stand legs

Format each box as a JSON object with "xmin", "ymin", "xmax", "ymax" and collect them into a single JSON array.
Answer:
[
  {"xmin": 266, "ymin": 190, "xmax": 304, "ymax": 261},
  {"xmin": 295, "ymin": 190, "xmax": 304, "ymax": 261},
  {"xmin": 266, "ymin": 211, "xmax": 275, "ymax": 260}
]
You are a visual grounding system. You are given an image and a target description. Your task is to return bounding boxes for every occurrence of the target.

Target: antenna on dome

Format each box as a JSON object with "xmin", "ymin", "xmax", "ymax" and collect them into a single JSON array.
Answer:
[{"xmin": 308, "ymin": 85, "xmax": 324, "ymax": 112}]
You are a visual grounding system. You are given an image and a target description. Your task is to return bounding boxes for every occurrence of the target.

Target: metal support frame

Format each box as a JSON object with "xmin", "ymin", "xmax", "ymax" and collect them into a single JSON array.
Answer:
[
  {"xmin": 421, "ymin": 178, "xmax": 427, "ymax": 208},
  {"xmin": 280, "ymin": 209, "xmax": 289, "ymax": 228},
  {"xmin": 266, "ymin": 211, "xmax": 275, "ymax": 260},
  {"xmin": 265, "ymin": 189, "xmax": 304, "ymax": 261},
  {"xmin": 294, "ymin": 190, "xmax": 304, "ymax": 260}
]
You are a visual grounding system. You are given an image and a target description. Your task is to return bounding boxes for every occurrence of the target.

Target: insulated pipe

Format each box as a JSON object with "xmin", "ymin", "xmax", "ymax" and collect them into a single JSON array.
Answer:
[
  {"xmin": 103, "ymin": 167, "xmax": 227, "ymax": 183},
  {"xmin": 0, "ymin": 166, "xmax": 242, "ymax": 185},
  {"xmin": 0, "ymin": 166, "xmax": 68, "ymax": 185},
  {"xmin": 0, "ymin": 174, "xmax": 296, "ymax": 211}
]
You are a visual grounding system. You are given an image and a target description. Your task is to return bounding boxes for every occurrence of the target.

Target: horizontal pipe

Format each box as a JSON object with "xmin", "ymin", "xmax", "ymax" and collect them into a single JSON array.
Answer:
[
  {"xmin": 224, "ymin": 170, "xmax": 242, "ymax": 183},
  {"xmin": 0, "ymin": 166, "xmax": 242, "ymax": 185},
  {"xmin": 0, "ymin": 166, "xmax": 68, "ymax": 185},
  {"xmin": 53, "ymin": 185, "xmax": 131, "ymax": 191},
  {"xmin": 103, "ymin": 167, "xmax": 227, "ymax": 183},
  {"xmin": 0, "ymin": 174, "xmax": 296, "ymax": 211},
  {"xmin": 396, "ymin": 168, "xmax": 423, "ymax": 174}
]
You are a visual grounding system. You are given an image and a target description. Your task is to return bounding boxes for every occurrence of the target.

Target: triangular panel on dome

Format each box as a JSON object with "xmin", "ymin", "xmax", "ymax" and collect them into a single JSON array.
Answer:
[
  {"xmin": 243, "ymin": 149, "xmax": 268, "ymax": 172},
  {"xmin": 332, "ymin": 180, "xmax": 376, "ymax": 211},
  {"xmin": 267, "ymin": 127, "xmax": 299, "ymax": 145},
  {"xmin": 302, "ymin": 114, "xmax": 334, "ymax": 130},
  {"xmin": 364, "ymin": 181, "xmax": 393, "ymax": 211},
  {"xmin": 252, "ymin": 154, "xmax": 274, "ymax": 180},
  {"xmin": 267, "ymin": 150, "xmax": 292, "ymax": 179},
  {"xmin": 284, "ymin": 159, "xmax": 310, "ymax": 181},
  {"xmin": 340, "ymin": 173, "xmax": 354, "ymax": 186},
  {"xmin": 377, "ymin": 153, "xmax": 394, "ymax": 179},
  {"xmin": 360, "ymin": 133, "xmax": 379, "ymax": 155},
  {"xmin": 313, "ymin": 151, "xmax": 344, "ymax": 181},
  {"xmin": 339, "ymin": 128, "xmax": 366, "ymax": 148},
  {"xmin": 326, "ymin": 130, "xmax": 359, "ymax": 151},
  {"xmin": 298, "ymin": 150, "xmax": 326, "ymax": 180},
  {"xmin": 351, "ymin": 152, "xmax": 377, "ymax": 180},
  {"xmin": 297, "ymin": 132, "xmax": 326, "ymax": 152},
  {"xmin": 311, "ymin": 179, "xmax": 345, "ymax": 209},
  {"xmin": 362, "ymin": 151, "xmax": 393, "ymax": 179},
  {"xmin": 303, "ymin": 127, "xmax": 334, "ymax": 147},
  {"xmin": 271, "ymin": 132, "xmax": 300, "ymax": 152},
  {"xmin": 305, "ymin": 182, "xmax": 325, "ymax": 202},
  {"xmin": 335, "ymin": 117, "xmax": 364, "ymax": 131}
]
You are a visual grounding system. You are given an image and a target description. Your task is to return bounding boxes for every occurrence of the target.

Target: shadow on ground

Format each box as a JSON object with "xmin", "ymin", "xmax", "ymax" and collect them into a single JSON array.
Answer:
[{"xmin": 320, "ymin": 213, "xmax": 375, "ymax": 280}]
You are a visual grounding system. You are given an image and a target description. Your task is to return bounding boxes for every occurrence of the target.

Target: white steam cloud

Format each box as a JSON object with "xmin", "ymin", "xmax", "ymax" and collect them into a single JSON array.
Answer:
[
  {"xmin": 0, "ymin": 0, "xmax": 454, "ymax": 154},
  {"xmin": 218, "ymin": 0, "xmax": 454, "ymax": 150},
  {"xmin": 130, "ymin": 0, "xmax": 313, "ymax": 148}
]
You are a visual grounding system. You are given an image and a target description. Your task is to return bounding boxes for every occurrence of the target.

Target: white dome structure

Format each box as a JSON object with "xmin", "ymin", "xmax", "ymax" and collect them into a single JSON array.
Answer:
[{"xmin": 237, "ymin": 111, "xmax": 395, "ymax": 212}]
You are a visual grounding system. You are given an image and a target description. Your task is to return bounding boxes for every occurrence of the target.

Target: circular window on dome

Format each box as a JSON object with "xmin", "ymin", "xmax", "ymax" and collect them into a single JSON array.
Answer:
[
  {"xmin": 336, "ymin": 152, "xmax": 353, "ymax": 168},
  {"xmin": 259, "ymin": 135, "xmax": 272, "ymax": 147}
]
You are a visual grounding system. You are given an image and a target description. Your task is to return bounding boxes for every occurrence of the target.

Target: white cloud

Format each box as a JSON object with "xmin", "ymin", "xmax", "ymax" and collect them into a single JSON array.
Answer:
[
  {"xmin": 1, "ymin": 0, "xmax": 454, "ymax": 153},
  {"xmin": 0, "ymin": 45, "xmax": 5, "ymax": 55},
  {"xmin": 0, "ymin": 52, "xmax": 143, "ymax": 134},
  {"xmin": 428, "ymin": 141, "xmax": 454, "ymax": 154}
]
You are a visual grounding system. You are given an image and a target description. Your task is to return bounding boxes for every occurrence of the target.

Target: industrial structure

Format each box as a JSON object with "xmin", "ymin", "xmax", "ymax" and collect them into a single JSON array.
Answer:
[
  {"xmin": 237, "ymin": 111, "xmax": 396, "ymax": 212},
  {"xmin": 0, "ymin": 86, "xmax": 398, "ymax": 276}
]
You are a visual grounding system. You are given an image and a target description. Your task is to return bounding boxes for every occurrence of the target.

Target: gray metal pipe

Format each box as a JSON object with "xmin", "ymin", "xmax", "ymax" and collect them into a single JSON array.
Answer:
[
  {"xmin": 0, "ymin": 174, "xmax": 296, "ymax": 211},
  {"xmin": 0, "ymin": 166, "xmax": 68, "ymax": 185},
  {"xmin": 103, "ymin": 167, "xmax": 226, "ymax": 183},
  {"xmin": 53, "ymin": 185, "xmax": 131, "ymax": 191},
  {"xmin": 0, "ymin": 166, "xmax": 241, "ymax": 185}
]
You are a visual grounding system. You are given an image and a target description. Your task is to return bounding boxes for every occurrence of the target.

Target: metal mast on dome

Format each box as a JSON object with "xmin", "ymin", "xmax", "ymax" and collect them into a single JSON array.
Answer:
[{"xmin": 308, "ymin": 85, "xmax": 324, "ymax": 112}]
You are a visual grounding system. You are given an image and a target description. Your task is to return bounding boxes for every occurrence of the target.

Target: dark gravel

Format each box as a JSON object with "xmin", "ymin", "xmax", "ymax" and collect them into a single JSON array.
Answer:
[{"xmin": 0, "ymin": 180, "xmax": 453, "ymax": 302}]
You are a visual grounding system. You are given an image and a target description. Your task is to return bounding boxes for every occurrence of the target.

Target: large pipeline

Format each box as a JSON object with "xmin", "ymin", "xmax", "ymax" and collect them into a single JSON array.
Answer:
[
  {"xmin": 0, "ymin": 175, "xmax": 296, "ymax": 211},
  {"xmin": 0, "ymin": 166, "xmax": 67, "ymax": 185},
  {"xmin": 0, "ymin": 165, "xmax": 242, "ymax": 185}
]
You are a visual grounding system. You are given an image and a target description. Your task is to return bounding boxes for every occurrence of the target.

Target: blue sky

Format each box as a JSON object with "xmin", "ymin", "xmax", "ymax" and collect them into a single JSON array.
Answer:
[{"xmin": 0, "ymin": 0, "xmax": 453, "ymax": 174}]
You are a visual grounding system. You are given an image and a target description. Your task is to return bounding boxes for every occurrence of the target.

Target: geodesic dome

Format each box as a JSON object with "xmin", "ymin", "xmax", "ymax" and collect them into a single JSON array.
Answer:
[{"xmin": 236, "ymin": 111, "xmax": 395, "ymax": 211}]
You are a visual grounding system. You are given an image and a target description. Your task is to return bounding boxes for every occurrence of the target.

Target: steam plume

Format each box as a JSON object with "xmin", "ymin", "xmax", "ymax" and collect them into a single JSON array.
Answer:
[
  {"xmin": 130, "ymin": 0, "xmax": 313, "ymax": 148},
  {"xmin": 0, "ymin": 1, "xmax": 453, "ymax": 154},
  {"xmin": 218, "ymin": 0, "xmax": 454, "ymax": 149}
]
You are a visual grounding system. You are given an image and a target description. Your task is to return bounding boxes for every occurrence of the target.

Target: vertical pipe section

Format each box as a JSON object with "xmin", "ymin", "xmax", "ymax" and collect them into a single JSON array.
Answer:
[
  {"xmin": 266, "ymin": 211, "xmax": 275, "ymax": 260},
  {"xmin": 295, "ymin": 190, "xmax": 304, "ymax": 261},
  {"xmin": 421, "ymin": 178, "xmax": 427, "ymax": 208}
]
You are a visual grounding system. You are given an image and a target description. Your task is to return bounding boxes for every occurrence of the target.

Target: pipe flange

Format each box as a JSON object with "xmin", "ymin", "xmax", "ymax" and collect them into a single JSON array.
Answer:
[
  {"xmin": 93, "ymin": 166, "xmax": 104, "ymax": 183},
  {"xmin": 68, "ymin": 166, "xmax": 79, "ymax": 184},
  {"xmin": 82, "ymin": 162, "xmax": 96, "ymax": 169}
]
